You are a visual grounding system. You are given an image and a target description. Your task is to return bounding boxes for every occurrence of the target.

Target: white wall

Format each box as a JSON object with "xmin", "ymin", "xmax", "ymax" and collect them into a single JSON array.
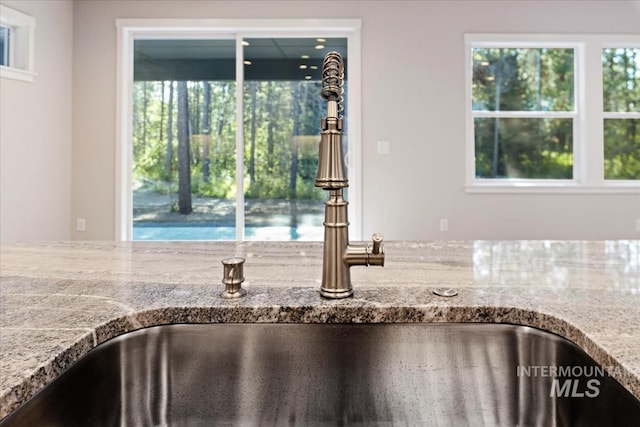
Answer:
[
  {"xmin": 66, "ymin": 0, "xmax": 638, "ymax": 240},
  {"xmin": 0, "ymin": 0, "xmax": 73, "ymax": 243}
]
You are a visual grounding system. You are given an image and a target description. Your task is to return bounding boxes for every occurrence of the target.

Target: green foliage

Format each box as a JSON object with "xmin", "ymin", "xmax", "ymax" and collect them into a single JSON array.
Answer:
[
  {"xmin": 472, "ymin": 48, "xmax": 576, "ymax": 179},
  {"xmin": 474, "ymin": 117, "xmax": 573, "ymax": 179},
  {"xmin": 603, "ymin": 48, "xmax": 640, "ymax": 113},
  {"xmin": 132, "ymin": 79, "xmax": 329, "ymax": 204},
  {"xmin": 472, "ymin": 47, "xmax": 639, "ymax": 180},
  {"xmin": 241, "ymin": 81, "xmax": 325, "ymax": 200},
  {"xmin": 190, "ymin": 174, "xmax": 235, "ymax": 198},
  {"xmin": 602, "ymin": 49, "xmax": 640, "ymax": 180},
  {"xmin": 472, "ymin": 48, "xmax": 574, "ymax": 112},
  {"xmin": 604, "ymin": 119, "xmax": 640, "ymax": 179}
]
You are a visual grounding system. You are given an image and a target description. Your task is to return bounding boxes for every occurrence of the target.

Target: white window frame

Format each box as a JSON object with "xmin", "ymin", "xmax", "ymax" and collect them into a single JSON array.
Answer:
[
  {"xmin": 465, "ymin": 34, "xmax": 640, "ymax": 194},
  {"xmin": 116, "ymin": 19, "xmax": 362, "ymax": 241},
  {"xmin": 0, "ymin": 4, "xmax": 36, "ymax": 82}
]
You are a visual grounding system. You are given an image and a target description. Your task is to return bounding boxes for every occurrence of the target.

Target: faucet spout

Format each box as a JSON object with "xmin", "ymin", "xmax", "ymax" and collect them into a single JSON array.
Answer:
[{"xmin": 316, "ymin": 52, "xmax": 385, "ymax": 299}]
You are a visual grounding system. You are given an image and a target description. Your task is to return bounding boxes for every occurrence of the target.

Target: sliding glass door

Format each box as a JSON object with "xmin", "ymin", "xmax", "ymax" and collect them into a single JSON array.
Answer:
[
  {"xmin": 129, "ymin": 32, "xmax": 349, "ymax": 241},
  {"xmin": 132, "ymin": 38, "xmax": 238, "ymax": 240},
  {"xmin": 117, "ymin": 20, "xmax": 360, "ymax": 241},
  {"xmin": 241, "ymin": 37, "xmax": 347, "ymax": 240}
]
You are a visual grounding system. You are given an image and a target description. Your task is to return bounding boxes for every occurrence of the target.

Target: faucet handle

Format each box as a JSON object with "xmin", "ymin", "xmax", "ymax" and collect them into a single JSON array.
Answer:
[{"xmin": 371, "ymin": 233, "xmax": 383, "ymax": 255}]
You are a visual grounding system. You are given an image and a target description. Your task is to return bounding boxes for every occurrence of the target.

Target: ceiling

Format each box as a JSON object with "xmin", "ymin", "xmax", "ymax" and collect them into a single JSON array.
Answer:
[{"xmin": 134, "ymin": 37, "xmax": 348, "ymax": 81}]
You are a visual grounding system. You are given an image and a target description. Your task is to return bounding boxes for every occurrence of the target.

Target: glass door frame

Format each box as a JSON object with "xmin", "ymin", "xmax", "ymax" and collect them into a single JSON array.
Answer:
[{"xmin": 116, "ymin": 19, "xmax": 362, "ymax": 241}]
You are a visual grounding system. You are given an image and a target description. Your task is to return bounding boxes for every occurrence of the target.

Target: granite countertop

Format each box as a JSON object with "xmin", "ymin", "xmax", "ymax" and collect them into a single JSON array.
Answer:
[{"xmin": 1, "ymin": 240, "xmax": 639, "ymax": 418}]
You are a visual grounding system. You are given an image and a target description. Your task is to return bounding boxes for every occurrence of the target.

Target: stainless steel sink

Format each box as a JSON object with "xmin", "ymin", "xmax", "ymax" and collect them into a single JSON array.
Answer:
[{"xmin": 2, "ymin": 323, "xmax": 639, "ymax": 426}]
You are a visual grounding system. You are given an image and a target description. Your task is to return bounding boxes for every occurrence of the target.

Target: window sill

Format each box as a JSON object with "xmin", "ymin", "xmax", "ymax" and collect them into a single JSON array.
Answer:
[
  {"xmin": 1, "ymin": 66, "xmax": 36, "ymax": 82},
  {"xmin": 465, "ymin": 181, "xmax": 640, "ymax": 194}
]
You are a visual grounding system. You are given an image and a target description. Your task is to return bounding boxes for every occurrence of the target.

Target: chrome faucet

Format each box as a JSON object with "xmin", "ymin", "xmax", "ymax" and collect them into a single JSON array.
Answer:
[{"xmin": 315, "ymin": 52, "xmax": 385, "ymax": 299}]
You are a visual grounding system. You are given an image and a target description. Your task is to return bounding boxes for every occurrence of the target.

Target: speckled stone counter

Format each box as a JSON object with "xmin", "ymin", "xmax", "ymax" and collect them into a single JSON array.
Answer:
[{"xmin": 1, "ymin": 240, "xmax": 639, "ymax": 418}]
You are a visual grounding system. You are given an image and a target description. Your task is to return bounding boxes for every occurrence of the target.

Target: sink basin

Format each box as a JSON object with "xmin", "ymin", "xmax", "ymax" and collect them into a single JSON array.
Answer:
[{"xmin": 2, "ymin": 323, "xmax": 639, "ymax": 426}]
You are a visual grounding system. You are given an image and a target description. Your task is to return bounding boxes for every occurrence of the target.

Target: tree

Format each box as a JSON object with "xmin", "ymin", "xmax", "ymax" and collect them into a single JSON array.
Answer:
[
  {"xmin": 249, "ymin": 81, "xmax": 257, "ymax": 184},
  {"xmin": 602, "ymin": 48, "xmax": 640, "ymax": 179},
  {"xmin": 266, "ymin": 82, "xmax": 275, "ymax": 171},
  {"xmin": 142, "ymin": 82, "xmax": 149, "ymax": 144},
  {"xmin": 177, "ymin": 81, "xmax": 192, "ymax": 214},
  {"xmin": 488, "ymin": 49, "xmax": 517, "ymax": 177},
  {"xmin": 289, "ymin": 82, "xmax": 300, "ymax": 199},
  {"xmin": 472, "ymin": 47, "xmax": 574, "ymax": 179},
  {"xmin": 132, "ymin": 78, "xmax": 330, "ymax": 202},
  {"xmin": 165, "ymin": 81, "xmax": 174, "ymax": 179},
  {"xmin": 202, "ymin": 81, "xmax": 211, "ymax": 182}
]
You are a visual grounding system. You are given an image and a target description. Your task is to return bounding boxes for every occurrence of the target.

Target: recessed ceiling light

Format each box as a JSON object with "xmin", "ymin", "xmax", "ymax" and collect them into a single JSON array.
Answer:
[
  {"xmin": 315, "ymin": 45, "xmax": 325, "ymax": 50},
  {"xmin": 242, "ymin": 40, "xmax": 250, "ymax": 46},
  {"xmin": 310, "ymin": 65, "xmax": 318, "ymax": 70},
  {"xmin": 305, "ymin": 75, "xmax": 312, "ymax": 80},
  {"xmin": 316, "ymin": 38, "xmax": 326, "ymax": 43},
  {"xmin": 243, "ymin": 60, "xmax": 252, "ymax": 65},
  {"xmin": 299, "ymin": 64, "xmax": 308, "ymax": 69},
  {"xmin": 301, "ymin": 54, "xmax": 310, "ymax": 59}
]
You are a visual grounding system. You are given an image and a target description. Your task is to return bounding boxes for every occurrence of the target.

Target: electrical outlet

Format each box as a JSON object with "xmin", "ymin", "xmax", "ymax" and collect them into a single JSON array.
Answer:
[
  {"xmin": 76, "ymin": 218, "xmax": 86, "ymax": 232},
  {"xmin": 440, "ymin": 219, "xmax": 449, "ymax": 232}
]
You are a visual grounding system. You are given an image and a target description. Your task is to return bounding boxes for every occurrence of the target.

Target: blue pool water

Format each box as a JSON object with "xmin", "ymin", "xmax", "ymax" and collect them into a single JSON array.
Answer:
[{"xmin": 133, "ymin": 225, "xmax": 323, "ymax": 241}]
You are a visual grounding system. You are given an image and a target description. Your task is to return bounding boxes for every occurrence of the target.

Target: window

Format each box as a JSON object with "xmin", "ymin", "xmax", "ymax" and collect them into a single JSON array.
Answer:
[
  {"xmin": 0, "ymin": 4, "xmax": 36, "ymax": 82},
  {"xmin": 472, "ymin": 46, "xmax": 575, "ymax": 180},
  {"xmin": 0, "ymin": 25, "xmax": 10, "ymax": 66},
  {"xmin": 603, "ymin": 48, "xmax": 640, "ymax": 180},
  {"xmin": 117, "ymin": 20, "xmax": 362, "ymax": 241},
  {"xmin": 465, "ymin": 35, "xmax": 640, "ymax": 193}
]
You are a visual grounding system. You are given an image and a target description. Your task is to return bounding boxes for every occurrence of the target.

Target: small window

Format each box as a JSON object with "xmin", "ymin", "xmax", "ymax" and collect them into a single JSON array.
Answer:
[
  {"xmin": 0, "ymin": 25, "xmax": 10, "ymax": 67},
  {"xmin": 603, "ymin": 47, "xmax": 640, "ymax": 180},
  {"xmin": 0, "ymin": 4, "xmax": 36, "ymax": 82},
  {"xmin": 471, "ymin": 47, "xmax": 575, "ymax": 180}
]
